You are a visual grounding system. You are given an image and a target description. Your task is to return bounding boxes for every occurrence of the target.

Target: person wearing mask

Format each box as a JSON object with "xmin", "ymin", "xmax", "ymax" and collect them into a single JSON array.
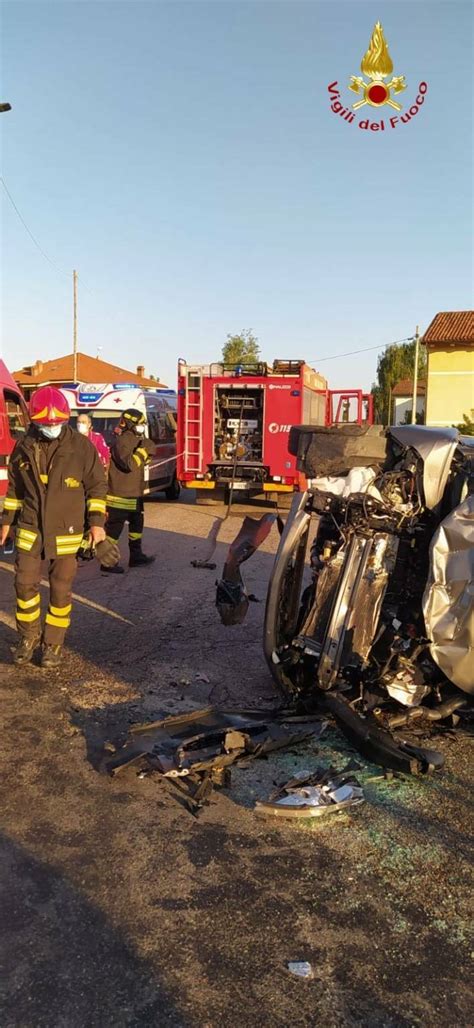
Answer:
[
  {"xmin": 103, "ymin": 408, "xmax": 155, "ymax": 573},
  {"xmin": 0, "ymin": 386, "xmax": 107, "ymax": 668},
  {"xmin": 76, "ymin": 413, "xmax": 110, "ymax": 468}
]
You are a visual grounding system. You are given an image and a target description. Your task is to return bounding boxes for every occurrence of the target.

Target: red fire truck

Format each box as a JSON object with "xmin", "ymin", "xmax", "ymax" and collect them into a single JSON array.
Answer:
[
  {"xmin": 0, "ymin": 360, "xmax": 29, "ymax": 504},
  {"xmin": 177, "ymin": 359, "xmax": 373, "ymax": 503}
]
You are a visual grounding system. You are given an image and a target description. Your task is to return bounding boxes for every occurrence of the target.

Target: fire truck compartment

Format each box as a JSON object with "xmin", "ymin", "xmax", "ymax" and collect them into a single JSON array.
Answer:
[{"xmin": 213, "ymin": 386, "xmax": 264, "ymax": 479}]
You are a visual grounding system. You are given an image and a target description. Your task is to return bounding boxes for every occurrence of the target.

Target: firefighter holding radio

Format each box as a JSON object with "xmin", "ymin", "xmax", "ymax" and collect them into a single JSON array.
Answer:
[{"xmin": 102, "ymin": 408, "xmax": 156, "ymax": 573}]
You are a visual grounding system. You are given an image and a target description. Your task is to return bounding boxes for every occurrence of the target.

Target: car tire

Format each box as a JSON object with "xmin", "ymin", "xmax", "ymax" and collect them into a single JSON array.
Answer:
[{"xmin": 165, "ymin": 475, "xmax": 181, "ymax": 501}]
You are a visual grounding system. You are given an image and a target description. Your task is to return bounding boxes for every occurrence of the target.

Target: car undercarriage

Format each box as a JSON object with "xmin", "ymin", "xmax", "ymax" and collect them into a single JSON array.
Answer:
[{"xmin": 263, "ymin": 424, "xmax": 473, "ymax": 774}]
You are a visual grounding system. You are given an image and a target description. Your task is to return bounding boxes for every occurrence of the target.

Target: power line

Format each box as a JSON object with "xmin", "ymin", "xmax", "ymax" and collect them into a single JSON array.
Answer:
[
  {"xmin": 0, "ymin": 174, "xmax": 70, "ymax": 280},
  {"xmin": 1, "ymin": 174, "xmax": 96, "ymax": 295},
  {"xmin": 307, "ymin": 336, "xmax": 415, "ymax": 364}
]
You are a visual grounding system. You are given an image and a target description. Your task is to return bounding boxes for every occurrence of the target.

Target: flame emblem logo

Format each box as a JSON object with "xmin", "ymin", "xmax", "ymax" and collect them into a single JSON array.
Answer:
[{"xmin": 349, "ymin": 22, "xmax": 406, "ymax": 111}]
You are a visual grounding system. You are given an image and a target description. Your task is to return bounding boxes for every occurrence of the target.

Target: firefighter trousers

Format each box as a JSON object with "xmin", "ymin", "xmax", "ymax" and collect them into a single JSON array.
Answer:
[
  {"xmin": 106, "ymin": 500, "xmax": 144, "ymax": 555},
  {"xmin": 14, "ymin": 553, "xmax": 77, "ymax": 645}
]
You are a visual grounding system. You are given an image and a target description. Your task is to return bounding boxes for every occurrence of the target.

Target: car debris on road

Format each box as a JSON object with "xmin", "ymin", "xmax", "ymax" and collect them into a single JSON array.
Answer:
[
  {"xmin": 102, "ymin": 707, "xmax": 328, "ymax": 815},
  {"xmin": 103, "ymin": 707, "xmax": 327, "ymax": 777},
  {"xmin": 255, "ymin": 765, "xmax": 364, "ymax": 819},
  {"xmin": 287, "ymin": 962, "xmax": 315, "ymax": 979}
]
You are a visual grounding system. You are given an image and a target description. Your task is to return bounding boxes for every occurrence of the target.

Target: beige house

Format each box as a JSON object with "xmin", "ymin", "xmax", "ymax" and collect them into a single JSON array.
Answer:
[{"xmin": 423, "ymin": 311, "xmax": 474, "ymax": 427}]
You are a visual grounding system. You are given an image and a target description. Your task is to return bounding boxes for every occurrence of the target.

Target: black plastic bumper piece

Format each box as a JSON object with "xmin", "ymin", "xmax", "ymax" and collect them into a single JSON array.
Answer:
[{"xmin": 323, "ymin": 693, "xmax": 444, "ymax": 774}]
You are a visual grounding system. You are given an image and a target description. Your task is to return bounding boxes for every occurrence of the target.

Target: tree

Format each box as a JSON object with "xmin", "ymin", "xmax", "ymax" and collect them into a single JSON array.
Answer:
[
  {"xmin": 402, "ymin": 407, "xmax": 424, "ymax": 425},
  {"xmin": 371, "ymin": 340, "xmax": 427, "ymax": 425},
  {"xmin": 454, "ymin": 413, "xmax": 474, "ymax": 436},
  {"xmin": 222, "ymin": 329, "xmax": 260, "ymax": 366}
]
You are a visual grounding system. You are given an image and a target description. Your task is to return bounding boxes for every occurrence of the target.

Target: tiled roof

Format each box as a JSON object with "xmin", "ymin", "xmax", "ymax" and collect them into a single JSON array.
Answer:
[
  {"xmin": 13, "ymin": 352, "xmax": 166, "ymax": 389},
  {"xmin": 423, "ymin": 311, "xmax": 474, "ymax": 345},
  {"xmin": 392, "ymin": 378, "xmax": 426, "ymax": 397},
  {"xmin": 13, "ymin": 352, "xmax": 166, "ymax": 388}
]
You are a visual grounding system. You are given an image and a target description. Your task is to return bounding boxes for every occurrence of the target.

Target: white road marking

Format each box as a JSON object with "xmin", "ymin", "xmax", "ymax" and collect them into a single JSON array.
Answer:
[{"xmin": 0, "ymin": 562, "xmax": 135, "ymax": 625}]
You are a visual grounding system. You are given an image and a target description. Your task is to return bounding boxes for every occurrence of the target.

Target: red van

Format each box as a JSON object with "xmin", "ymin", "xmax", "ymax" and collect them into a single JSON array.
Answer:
[{"xmin": 0, "ymin": 360, "xmax": 30, "ymax": 505}]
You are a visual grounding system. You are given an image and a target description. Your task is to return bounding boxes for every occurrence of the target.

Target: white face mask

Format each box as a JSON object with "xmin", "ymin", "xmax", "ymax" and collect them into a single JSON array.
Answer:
[
  {"xmin": 77, "ymin": 422, "xmax": 89, "ymax": 435},
  {"xmin": 38, "ymin": 424, "xmax": 63, "ymax": 440},
  {"xmin": 135, "ymin": 424, "xmax": 146, "ymax": 435}
]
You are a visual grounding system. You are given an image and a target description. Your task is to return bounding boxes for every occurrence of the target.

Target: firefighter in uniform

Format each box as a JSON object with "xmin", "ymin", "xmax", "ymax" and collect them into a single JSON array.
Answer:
[
  {"xmin": 102, "ymin": 408, "xmax": 155, "ymax": 573},
  {"xmin": 0, "ymin": 386, "xmax": 107, "ymax": 668}
]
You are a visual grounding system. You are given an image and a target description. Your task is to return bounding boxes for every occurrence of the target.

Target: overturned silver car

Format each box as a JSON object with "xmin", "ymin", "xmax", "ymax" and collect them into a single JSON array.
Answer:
[{"xmin": 264, "ymin": 425, "xmax": 473, "ymax": 774}]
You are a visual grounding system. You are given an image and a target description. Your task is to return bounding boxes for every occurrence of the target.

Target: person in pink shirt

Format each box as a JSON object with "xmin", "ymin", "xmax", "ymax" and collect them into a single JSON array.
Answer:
[{"xmin": 76, "ymin": 413, "xmax": 110, "ymax": 467}]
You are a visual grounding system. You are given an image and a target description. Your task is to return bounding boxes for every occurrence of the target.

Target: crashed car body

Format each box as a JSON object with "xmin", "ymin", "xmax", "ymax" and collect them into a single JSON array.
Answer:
[{"xmin": 264, "ymin": 424, "xmax": 473, "ymax": 773}]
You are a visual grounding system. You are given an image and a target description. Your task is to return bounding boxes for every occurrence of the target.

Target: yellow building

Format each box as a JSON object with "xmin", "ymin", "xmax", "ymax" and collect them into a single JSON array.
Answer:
[{"xmin": 423, "ymin": 311, "xmax": 474, "ymax": 427}]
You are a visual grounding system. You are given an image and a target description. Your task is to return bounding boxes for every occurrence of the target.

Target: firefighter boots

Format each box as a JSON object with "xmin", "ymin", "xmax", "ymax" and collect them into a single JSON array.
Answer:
[
  {"xmin": 13, "ymin": 635, "xmax": 41, "ymax": 666},
  {"xmin": 129, "ymin": 552, "xmax": 155, "ymax": 567},
  {"xmin": 41, "ymin": 644, "xmax": 63, "ymax": 669}
]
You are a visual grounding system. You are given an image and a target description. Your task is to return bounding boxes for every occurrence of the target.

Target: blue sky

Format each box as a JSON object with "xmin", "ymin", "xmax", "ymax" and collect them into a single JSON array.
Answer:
[{"xmin": 1, "ymin": 1, "xmax": 472, "ymax": 390}]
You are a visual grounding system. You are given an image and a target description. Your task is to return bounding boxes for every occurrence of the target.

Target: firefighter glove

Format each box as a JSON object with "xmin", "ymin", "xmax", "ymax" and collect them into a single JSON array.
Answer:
[{"xmin": 95, "ymin": 538, "xmax": 121, "ymax": 568}]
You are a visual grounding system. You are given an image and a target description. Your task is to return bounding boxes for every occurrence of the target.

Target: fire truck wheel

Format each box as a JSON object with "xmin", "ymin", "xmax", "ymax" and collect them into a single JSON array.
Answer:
[{"xmin": 165, "ymin": 474, "xmax": 181, "ymax": 501}]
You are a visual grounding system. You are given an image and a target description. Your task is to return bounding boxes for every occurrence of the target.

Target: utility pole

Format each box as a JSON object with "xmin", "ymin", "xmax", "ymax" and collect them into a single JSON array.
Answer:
[
  {"xmin": 73, "ymin": 270, "xmax": 78, "ymax": 383},
  {"xmin": 411, "ymin": 325, "xmax": 420, "ymax": 425}
]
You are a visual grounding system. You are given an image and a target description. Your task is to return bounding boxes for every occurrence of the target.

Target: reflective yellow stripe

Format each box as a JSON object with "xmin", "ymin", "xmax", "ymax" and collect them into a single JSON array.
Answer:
[
  {"xmin": 132, "ymin": 453, "xmax": 141, "ymax": 466},
  {"xmin": 129, "ymin": 532, "xmax": 142, "ymax": 540},
  {"xmin": 4, "ymin": 497, "xmax": 23, "ymax": 510},
  {"xmin": 49, "ymin": 603, "xmax": 72, "ymax": 617},
  {"xmin": 40, "ymin": 474, "xmax": 48, "ymax": 484},
  {"xmin": 16, "ymin": 609, "xmax": 40, "ymax": 623},
  {"xmin": 56, "ymin": 547, "xmax": 80, "ymax": 555},
  {"xmin": 56, "ymin": 535, "xmax": 83, "ymax": 544},
  {"xmin": 136, "ymin": 447, "xmax": 148, "ymax": 460},
  {"xmin": 17, "ymin": 528, "xmax": 37, "ymax": 541},
  {"xmin": 17, "ymin": 594, "xmax": 40, "ymax": 610},
  {"xmin": 45, "ymin": 612, "xmax": 70, "ymax": 628},
  {"xmin": 87, "ymin": 499, "xmax": 106, "ymax": 513},
  {"xmin": 106, "ymin": 495, "xmax": 138, "ymax": 510},
  {"xmin": 263, "ymin": 483, "xmax": 294, "ymax": 492},
  {"xmin": 17, "ymin": 539, "xmax": 34, "ymax": 552},
  {"xmin": 185, "ymin": 480, "xmax": 215, "ymax": 489}
]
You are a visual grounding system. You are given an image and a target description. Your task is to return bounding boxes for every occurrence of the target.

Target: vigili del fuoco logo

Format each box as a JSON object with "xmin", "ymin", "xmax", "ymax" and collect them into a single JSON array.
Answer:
[{"xmin": 327, "ymin": 22, "xmax": 427, "ymax": 132}]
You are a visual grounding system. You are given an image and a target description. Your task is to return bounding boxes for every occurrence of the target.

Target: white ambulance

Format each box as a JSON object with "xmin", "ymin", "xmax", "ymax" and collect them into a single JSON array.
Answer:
[{"xmin": 60, "ymin": 383, "xmax": 180, "ymax": 499}]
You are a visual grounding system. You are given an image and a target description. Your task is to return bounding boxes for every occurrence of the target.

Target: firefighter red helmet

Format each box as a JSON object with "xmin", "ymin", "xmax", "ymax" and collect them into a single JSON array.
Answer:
[{"xmin": 30, "ymin": 386, "xmax": 70, "ymax": 425}]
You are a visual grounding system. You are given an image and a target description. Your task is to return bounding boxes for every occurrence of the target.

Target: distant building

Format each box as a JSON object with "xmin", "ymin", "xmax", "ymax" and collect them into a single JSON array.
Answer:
[
  {"xmin": 422, "ymin": 311, "xmax": 474, "ymax": 427},
  {"xmin": 391, "ymin": 378, "xmax": 426, "ymax": 425},
  {"xmin": 13, "ymin": 352, "xmax": 167, "ymax": 401}
]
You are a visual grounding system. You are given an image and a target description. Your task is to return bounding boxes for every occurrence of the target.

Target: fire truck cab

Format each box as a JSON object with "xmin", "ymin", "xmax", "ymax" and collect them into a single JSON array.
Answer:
[
  {"xmin": 177, "ymin": 359, "xmax": 373, "ymax": 502},
  {"xmin": 0, "ymin": 360, "xmax": 29, "ymax": 506}
]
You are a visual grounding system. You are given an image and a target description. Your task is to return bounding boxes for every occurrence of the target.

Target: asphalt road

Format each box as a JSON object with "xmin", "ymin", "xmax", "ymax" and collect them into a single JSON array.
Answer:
[{"xmin": 0, "ymin": 496, "xmax": 472, "ymax": 1027}]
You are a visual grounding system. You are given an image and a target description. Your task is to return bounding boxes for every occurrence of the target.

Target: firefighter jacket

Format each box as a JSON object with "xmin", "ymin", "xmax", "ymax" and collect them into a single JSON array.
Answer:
[
  {"xmin": 1, "ymin": 425, "xmax": 107, "ymax": 559},
  {"xmin": 107, "ymin": 428, "xmax": 155, "ymax": 504}
]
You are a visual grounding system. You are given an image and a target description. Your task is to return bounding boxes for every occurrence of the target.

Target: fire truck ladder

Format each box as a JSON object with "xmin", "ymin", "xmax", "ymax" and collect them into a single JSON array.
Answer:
[{"xmin": 184, "ymin": 366, "xmax": 204, "ymax": 475}]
